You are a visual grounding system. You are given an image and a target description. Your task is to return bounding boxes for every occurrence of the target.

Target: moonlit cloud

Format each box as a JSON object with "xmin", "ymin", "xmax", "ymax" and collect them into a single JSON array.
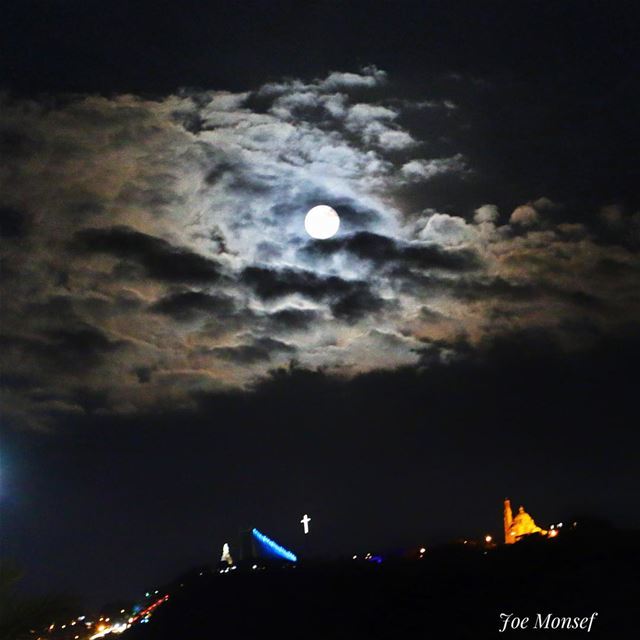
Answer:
[
  {"xmin": 401, "ymin": 154, "xmax": 467, "ymax": 181},
  {"xmin": 509, "ymin": 204, "xmax": 540, "ymax": 227},
  {"xmin": 1, "ymin": 68, "xmax": 639, "ymax": 429}
]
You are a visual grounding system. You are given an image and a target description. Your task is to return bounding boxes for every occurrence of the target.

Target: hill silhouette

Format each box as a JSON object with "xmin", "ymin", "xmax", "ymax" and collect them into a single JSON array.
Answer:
[{"xmin": 124, "ymin": 527, "xmax": 639, "ymax": 639}]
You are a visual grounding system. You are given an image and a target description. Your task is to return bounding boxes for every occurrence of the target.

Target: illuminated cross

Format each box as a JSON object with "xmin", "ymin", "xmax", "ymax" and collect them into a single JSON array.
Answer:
[{"xmin": 300, "ymin": 514, "xmax": 311, "ymax": 534}]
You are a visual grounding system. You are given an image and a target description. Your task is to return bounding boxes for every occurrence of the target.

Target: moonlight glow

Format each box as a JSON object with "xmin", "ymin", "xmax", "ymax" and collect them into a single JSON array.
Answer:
[{"xmin": 304, "ymin": 205, "xmax": 340, "ymax": 239}]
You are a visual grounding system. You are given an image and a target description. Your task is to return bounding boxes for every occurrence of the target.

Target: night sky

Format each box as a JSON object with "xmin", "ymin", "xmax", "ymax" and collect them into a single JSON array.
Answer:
[{"xmin": 1, "ymin": 1, "xmax": 639, "ymax": 607}]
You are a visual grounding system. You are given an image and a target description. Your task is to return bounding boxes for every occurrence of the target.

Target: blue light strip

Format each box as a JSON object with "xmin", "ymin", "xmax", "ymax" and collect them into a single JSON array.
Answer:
[{"xmin": 252, "ymin": 528, "xmax": 298, "ymax": 562}]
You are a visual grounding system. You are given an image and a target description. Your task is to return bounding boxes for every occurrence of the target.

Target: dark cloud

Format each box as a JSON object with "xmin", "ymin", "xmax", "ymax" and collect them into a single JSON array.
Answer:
[
  {"xmin": 0, "ymin": 126, "xmax": 43, "ymax": 160},
  {"xmin": 395, "ymin": 271, "xmax": 609, "ymax": 315},
  {"xmin": 85, "ymin": 291, "xmax": 144, "ymax": 315},
  {"xmin": 150, "ymin": 291, "xmax": 235, "ymax": 321},
  {"xmin": 207, "ymin": 228, "xmax": 232, "ymax": 255},
  {"xmin": 594, "ymin": 257, "xmax": 640, "ymax": 278},
  {"xmin": 266, "ymin": 307, "xmax": 321, "ymax": 331},
  {"xmin": 210, "ymin": 336, "xmax": 296, "ymax": 364},
  {"xmin": 301, "ymin": 231, "xmax": 480, "ymax": 271},
  {"xmin": 2, "ymin": 324, "xmax": 121, "ymax": 372},
  {"xmin": 44, "ymin": 325, "xmax": 118, "ymax": 355},
  {"xmin": 419, "ymin": 305, "xmax": 448, "ymax": 321},
  {"xmin": 242, "ymin": 265, "xmax": 390, "ymax": 322},
  {"xmin": 558, "ymin": 289, "xmax": 606, "ymax": 311},
  {"xmin": 25, "ymin": 292, "xmax": 144, "ymax": 323},
  {"xmin": 133, "ymin": 365, "xmax": 155, "ymax": 384},
  {"xmin": 72, "ymin": 226, "xmax": 223, "ymax": 283},
  {"xmin": 331, "ymin": 288, "xmax": 389, "ymax": 323},
  {"xmin": 0, "ymin": 205, "xmax": 30, "ymax": 238},
  {"xmin": 243, "ymin": 265, "xmax": 365, "ymax": 301},
  {"xmin": 442, "ymin": 276, "xmax": 540, "ymax": 302},
  {"xmin": 325, "ymin": 200, "xmax": 385, "ymax": 231}
]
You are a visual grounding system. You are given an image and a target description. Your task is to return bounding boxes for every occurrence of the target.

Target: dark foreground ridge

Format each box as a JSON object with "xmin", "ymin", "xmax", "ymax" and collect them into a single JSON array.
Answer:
[{"xmin": 125, "ymin": 528, "xmax": 638, "ymax": 639}]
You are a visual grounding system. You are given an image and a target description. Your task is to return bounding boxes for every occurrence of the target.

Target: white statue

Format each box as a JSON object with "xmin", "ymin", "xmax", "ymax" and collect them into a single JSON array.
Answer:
[{"xmin": 221, "ymin": 542, "xmax": 234, "ymax": 565}]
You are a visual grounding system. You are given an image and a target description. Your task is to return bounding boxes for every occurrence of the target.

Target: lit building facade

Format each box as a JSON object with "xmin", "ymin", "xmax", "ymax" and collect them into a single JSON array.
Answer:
[{"xmin": 504, "ymin": 498, "xmax": 547, "ymax": 543}]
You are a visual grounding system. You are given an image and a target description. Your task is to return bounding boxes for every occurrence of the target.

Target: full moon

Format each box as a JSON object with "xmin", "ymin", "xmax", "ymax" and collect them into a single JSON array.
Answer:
[{"xmin": 304, "ymin": 205, "xmax": 340, "ymax": 240}]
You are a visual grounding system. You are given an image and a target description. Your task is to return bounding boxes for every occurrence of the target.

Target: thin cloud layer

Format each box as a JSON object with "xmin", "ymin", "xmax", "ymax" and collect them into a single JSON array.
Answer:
[{"xmin": 1, "ymin": 68, "xmax": 639, "ymax": 429}]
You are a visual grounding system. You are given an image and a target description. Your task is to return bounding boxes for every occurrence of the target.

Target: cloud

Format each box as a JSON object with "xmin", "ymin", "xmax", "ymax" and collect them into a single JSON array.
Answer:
[
  {"xmin": 473, "ymin": 204, "xmax": 499, "ymax": 224},
  {"xmin": 419, "ymin": 213, "xmax": 475, "ymax": 246},
  {"xmin": 1, "ymin": 68, "xmax": 639, "ymax": 429},
  {"xmin": 150, "ymin": 291, "xmax": 235, "ymax": 321},
  {"xmin": 73, "ymin": 226, "xmax": 224, "ymax": 283},
  {"xmin": 346, "ymin": 103, "xmax": 397, "ymax": 128},
  {"xmin": 320, "ymin": 66, "xmax": 388, "ymax": 90},
  {"xmin": 377, "ymin": 129, "xmax": 417, "ymax": 150},
  {"xmin": 301, "ymin": 231, "xmax": 479, "ymax": 271},
  {"xmin": 242, "ymin": 265, "xmax": 376, "ymax": 306},
  {"xmin": 266, "ymin": 307, "xmax": 322, "ymax": 331},
  {"xmin": 210, "ymin": 336, "xmax": 296, "ymax": 364},
  {"xmin": 401, "ymin": 154, "xmax": 467, "ymax": 181},
  {"xmin": 344, "ymin": 103, "xmax": 417, "ymax": 149},
  {"xmin": 532, "ymin": 196, "xmax": 562, "ymax": 213},
  {"xmin": 2, "ymin": 324, "xmax": 121, "ymax": 373},
  {"xmin": 330, "ymin": 288, "xmax": 390, "ymax": 323},
  {"xmin": 509, "ymin": 204, "xmax": 539, "ymax": 227},
  {"xmin": 508, "ymin": 198, "xmax": 562, "ymax": 229},
  {"xmin": 599, "ymin": 204, "xmax": 624, "ymax": 227},
  {"xmin": 261, "ymin": 65, "xmax": 387, "ymax": 96},
  {"xmin": 0, "ymin": 205, "xmax": 30, "ymax": 238}
]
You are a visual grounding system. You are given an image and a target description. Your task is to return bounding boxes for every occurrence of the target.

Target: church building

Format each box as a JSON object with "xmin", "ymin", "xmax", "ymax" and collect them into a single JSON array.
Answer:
[{"xmin": 503, "ymin": 498, "xmax": 547, "ymax": 543}]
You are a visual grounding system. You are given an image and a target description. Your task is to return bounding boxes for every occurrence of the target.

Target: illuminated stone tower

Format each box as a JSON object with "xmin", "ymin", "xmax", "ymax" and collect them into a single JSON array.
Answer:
[{"xmin": 504, "ymin": 498, "xmax": 514, "ymax": 544}]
